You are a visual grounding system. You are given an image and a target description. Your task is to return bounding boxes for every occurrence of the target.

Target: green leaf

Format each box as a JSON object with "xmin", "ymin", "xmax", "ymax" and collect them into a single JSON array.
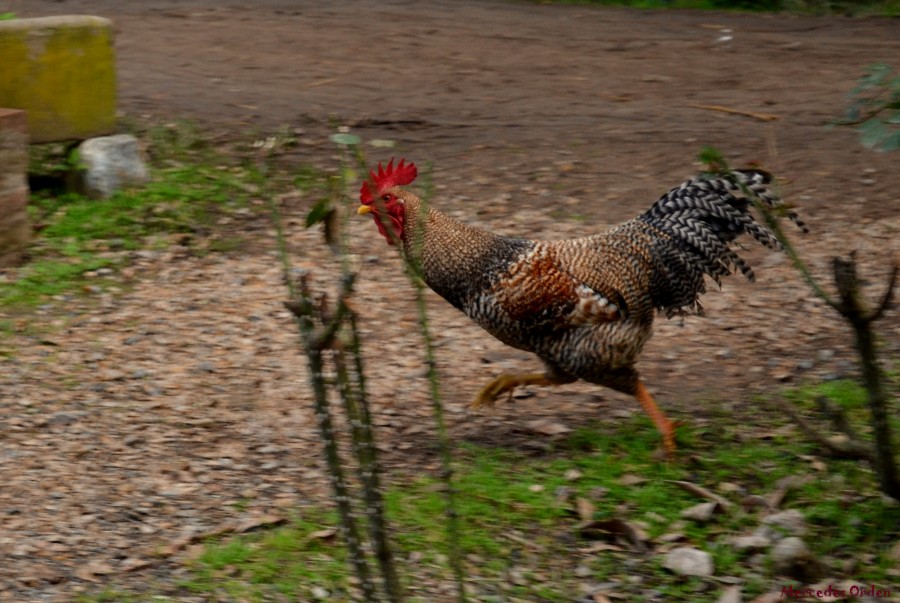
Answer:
[
  {"xmin": 329, "ymin": 133, "xmax": 361, "ymax": 146},
  {"xmin": 305, "ymin": 198, "xmax": 332, "ymax": 228},
  {"xmin": 698, "ymin": 146, "xmax": 728, "ymax": 172},
  {"xmin": 368, "ymin": 139, "xmax": 396, "ymax": 148},
  {"xmin": 877, "ymin": 131, "xmax": 900, "ymax": 152},
  {"xmin": 858, "ymin": 118, "xmax": 887, "ymax": 149}
]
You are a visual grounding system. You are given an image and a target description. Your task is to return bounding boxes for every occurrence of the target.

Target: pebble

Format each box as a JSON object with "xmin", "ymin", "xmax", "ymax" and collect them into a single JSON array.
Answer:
[
  {"xmin": 770, "ymin": 537, "xmax": 825, "ymax": 581},
  {"xmin": 662, "ymin": 547, "xmax": 714, "ymax": 577}
]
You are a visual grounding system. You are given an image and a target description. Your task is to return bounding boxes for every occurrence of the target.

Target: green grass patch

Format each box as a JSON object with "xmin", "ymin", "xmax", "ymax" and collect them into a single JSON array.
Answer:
[
  {"xmin": 86, "ymin": 405, "xmax": 898, "ymax": 602},
  {"xmin": 3, "ymin": 123, "xmax": 316, "ymax": 312},
  {"xmin": 1, "ymin": 165, "xmax": 248, "ymax": 308}
]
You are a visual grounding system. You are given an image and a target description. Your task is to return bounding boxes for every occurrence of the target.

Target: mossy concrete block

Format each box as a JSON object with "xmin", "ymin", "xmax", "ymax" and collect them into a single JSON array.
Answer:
[
  {"xmin": 0, "ymin": 108, "xmax": 31, "ymax": 267},
  {"xmin": 0, "ymin": 16, "xmax": 116, "ymax": 143}
]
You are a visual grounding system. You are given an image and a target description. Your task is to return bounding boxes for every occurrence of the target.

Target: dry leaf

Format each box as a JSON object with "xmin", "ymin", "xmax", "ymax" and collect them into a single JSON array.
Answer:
[
  {"xmin": 575, "ymin": 497, "xmax": 596, "ymax": 522},
  {"xmin": 74, "ymin": 559, "xmax": 115, "ymax": 582},
  {"xmin": 668, "ymin": 480, "xmax": 733, "ymax": 510},
  {"xmin": 526, "ymin": 418, "xmax": 571, "ymax": 436},
  {"xmin": 565, "ymin": 469, "xmax": 583, "ymax": 481},
  {"xmin": 718, "ymin": 585, "xmax": 742, "ymax": 603},
  {"xmin": 307, "ymin": 527, "xmax": 338, "ymax": 541},
  {"xmin": 681, "ymin": 501, "xmax": 722, "ymax": 522},
  {"xmin": 579, "ymin": 541, "xmax": 625, "ymax": 554},
  {"xmin": 619, "ymin": 473, "xmax": 647, "ymax": 487},
  {"xmin": 579, "ymin": 518, "xmax": 650, "ymax": 552},
  {"xmin": 236, "ymin": 514, "xmax": 286, "ymax": 533}
]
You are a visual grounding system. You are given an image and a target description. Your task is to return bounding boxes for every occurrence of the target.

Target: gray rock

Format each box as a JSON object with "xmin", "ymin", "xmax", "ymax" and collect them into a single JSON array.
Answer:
[
  {"xmin": 762, "ymin": 509, "xmax": 806, "ymax": 535},
  {"xmin": 76, "ymin": 134, "xmax": 150, "ymax": 199},
  {"xmin": 662, "ymin": 547, "xmax": 714, "ymax": 577},
  {"xmin": 729, "ymin": 533, "xmax": 771, "ymax": 552},
  {"xmin": 770, "ymin": 537, "xmax": 825, "ymax": 581}
]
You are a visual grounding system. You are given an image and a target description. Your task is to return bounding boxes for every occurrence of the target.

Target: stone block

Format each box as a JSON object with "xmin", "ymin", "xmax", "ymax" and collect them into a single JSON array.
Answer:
[
  {"xmin": 76, "ymin": 134, "xmax": 150, "ymax": 199},
  {"xmin": 0, "ymin": 16, "xmax": 116, "ymax": 143},
  {"xmin": 0, "ymin": 108, "xmax": 31, "ymax": 267}
]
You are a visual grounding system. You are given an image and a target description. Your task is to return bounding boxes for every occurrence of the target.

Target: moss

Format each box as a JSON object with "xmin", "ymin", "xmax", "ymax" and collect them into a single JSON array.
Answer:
[{"xmin": 0, "ymin": 16, "xmax": 116, "ymax": 142}]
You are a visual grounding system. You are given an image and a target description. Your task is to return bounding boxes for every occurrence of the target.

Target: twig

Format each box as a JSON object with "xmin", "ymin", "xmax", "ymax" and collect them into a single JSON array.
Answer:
[
  {"xmin": 270, "ymin": 164, "xmax": 379, "ymax": 600},
  {"xmin": 283, "ymin": 275, "xmax": 379, "ymax": 602},
  {"xmin": 688, "ymin": 103, "xmax": 779, "ymax": 122},
  {"xmin": 780, "ymin": 401, "xmax": 874, "ymax": 462},
  {"xmin": 354, "ymin": 153, "xmax": 468, "ymax": 601},
  {"xmin": 405, "ymin": 171, "xmax": 469, "ymax": 603},
  {"xmin": 666, "ymin": 480, "xmax": 733, "ymax": 510},
  {"xmin": 335, "ymin": 296, "xmax": 404, "ymax": 601},
  {"xmin": 830, "ymin": 255, "xmax": 900, "ymax": 499},
  {"xmin": 709, "ymin": 155, "xmax": 899, "ymax": 500}
]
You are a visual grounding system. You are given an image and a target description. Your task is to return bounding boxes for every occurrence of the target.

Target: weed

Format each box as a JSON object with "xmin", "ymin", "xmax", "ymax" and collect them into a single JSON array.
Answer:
[{"xmin": 92, "ymin": 410, "xmax": 896, "ymax": 602}]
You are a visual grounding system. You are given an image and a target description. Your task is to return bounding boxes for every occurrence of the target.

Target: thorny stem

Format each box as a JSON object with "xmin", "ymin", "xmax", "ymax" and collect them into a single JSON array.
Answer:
[
  {"xmin": 269, "ymin": 179, "xmax": 379, "ymax": 600},
  {"xmin": 745, "ymin": 191, "xmax": 843, "ymax": 314},
  {"xmin": 726, "ymin": 166, "xmax": 899, "ymax": 501},
  {"xmin": 353, "ymin": 153, "xmax": 468, "ymax": 602},
  {"xmin": 285, "ymin": 276, "xmax": 379, "ymax": 601},
  {"xmin": 332, "ymin": 302, "xmax": 402, "ymax": 603},
  {"xmin": 403, "ymin": 169, "xmax": 468, "ymax": 603},
  {"xmin": 345, "ymin": 311, "xmax": 404, "ymax": 601},
  {"xmin": 831, "ymin": 256, "xmax": 900, "ymax": 500}
]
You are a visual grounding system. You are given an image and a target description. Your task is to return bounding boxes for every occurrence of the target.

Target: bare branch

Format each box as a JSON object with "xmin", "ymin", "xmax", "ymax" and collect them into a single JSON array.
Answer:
[
  {"xmin": 781, "ymin": 401, "xmax": 874, "ymax": 462},
  {"xmin": 865, "ymin": 262, "xmax": 898, "ymax": 323}
]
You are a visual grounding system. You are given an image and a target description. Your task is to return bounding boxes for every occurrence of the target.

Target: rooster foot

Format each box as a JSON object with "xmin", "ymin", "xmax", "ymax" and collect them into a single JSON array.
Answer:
[
  {"xmin": 471, "ymin": 372, "xmax": 552, "ymax": 410},
  {"xmin": 634, "ymin": 381, "xmax": 680, "ymax": 461}
]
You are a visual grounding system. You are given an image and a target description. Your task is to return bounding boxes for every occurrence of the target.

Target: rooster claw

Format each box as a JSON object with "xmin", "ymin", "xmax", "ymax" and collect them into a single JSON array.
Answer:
[{"xmin": 470, "ymin": 372, "xmax": 551, "ymax": 410}]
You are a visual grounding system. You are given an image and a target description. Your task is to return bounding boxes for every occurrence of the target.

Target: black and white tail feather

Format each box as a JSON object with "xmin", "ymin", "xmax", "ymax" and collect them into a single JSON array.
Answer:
[{"xmin": 638, "ymin": 170, "xmax": 806, "ymax": 317}]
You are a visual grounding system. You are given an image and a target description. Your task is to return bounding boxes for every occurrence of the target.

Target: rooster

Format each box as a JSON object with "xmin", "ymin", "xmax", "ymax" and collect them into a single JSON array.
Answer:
[{"xmin": 357, "ymin": 159, "xmax": 804, "ymax": 457}]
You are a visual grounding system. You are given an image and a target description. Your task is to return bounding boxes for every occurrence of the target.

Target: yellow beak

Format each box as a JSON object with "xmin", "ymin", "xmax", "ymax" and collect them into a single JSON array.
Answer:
[{"xmin": 358, "ymin": 205, "xmax": 373, "ymax": 215}]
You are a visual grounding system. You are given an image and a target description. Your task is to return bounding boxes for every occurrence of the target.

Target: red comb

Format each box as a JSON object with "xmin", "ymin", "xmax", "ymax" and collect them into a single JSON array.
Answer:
[{"xmin": 360, "ymin": 158, "xmax": 418, "ymax": 203}]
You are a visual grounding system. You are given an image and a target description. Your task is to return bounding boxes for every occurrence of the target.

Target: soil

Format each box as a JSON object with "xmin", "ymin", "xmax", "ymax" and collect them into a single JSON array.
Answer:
[{"xmin": 3, "ymin": 0, "xmax": 899, "ymax": 600}]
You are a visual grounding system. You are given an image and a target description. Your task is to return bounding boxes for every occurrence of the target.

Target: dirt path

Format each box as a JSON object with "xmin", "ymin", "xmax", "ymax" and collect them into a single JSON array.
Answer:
[{"xmin": 3, "ymin": 1, "xmax": 899, "ymax": 600}]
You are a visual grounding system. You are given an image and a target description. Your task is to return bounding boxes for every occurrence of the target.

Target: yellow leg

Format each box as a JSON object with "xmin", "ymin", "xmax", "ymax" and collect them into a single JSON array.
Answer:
[
  {"xmin": 634, "ymin": 381, "xmax": 678, "ymax": 459},
  {"xmin": 471, "ymin": 373, "xmax": 554, "ymax": 409}
]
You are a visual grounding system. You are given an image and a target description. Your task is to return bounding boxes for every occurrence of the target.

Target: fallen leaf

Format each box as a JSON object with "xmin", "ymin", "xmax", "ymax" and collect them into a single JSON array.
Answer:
[
  {"xmin": 579, "ymin": 542, "xmax": 625, "ymax": 554},
  {"xmin": 579, "ymin": 518, "xmax": 650, "ymax": 553},
  {"xmin": 681, "ymin": 501, "xmax": 723, "ymax": 522},
  {"xmin": 236, "ymin": 514, "xmax": 287, "ymax": 533},
  {"xmin": 718, "ymin": 585, "xmax": 742, "ymax": 603},
  {"xmin": 668, "ymin": 480, "xmax": 733, "ymax": 510},
  {"xmin": 74, "ymin": 559, "xmax": 115, "ymax": 582},
  {"xmin": 307, "ymin": 527, "xmax": 339, "ymax": 541},
  {"xmin": 575, "ymin": 497, "xmax": 596, "ymax": 522},
  {"xmin": 619, "ymin": 473, "xmax": 646, "ymax": 487},
  {"xmin": 526, "ymin": 418, "xmax": 571, "ymax": 436}
]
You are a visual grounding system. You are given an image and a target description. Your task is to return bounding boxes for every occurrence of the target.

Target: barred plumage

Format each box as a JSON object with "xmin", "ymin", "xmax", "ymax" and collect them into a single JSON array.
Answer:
[
  {"xmin": 635, "ymin": 170, "xmax": 805, "ymax": 317},
  {"xmin": 359, "ymin": 160, "xmax": 804, "ymax": 457}
]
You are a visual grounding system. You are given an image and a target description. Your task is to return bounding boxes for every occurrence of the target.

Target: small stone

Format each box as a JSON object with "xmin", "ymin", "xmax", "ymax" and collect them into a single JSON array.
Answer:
[
  {"xmin": 729, "ymin": 534, "xmax": 771, "ymax": 551},
  {"xmin": 770, "ymin": 537, "xmax": 825, "ymax": 581},
  {"xmin": 763, "ymin": 509, "xmax": 806, "ymax": 535},
  {"xmin": 662, "ymin": 547, "xmax": 714, "ymax": 577},
  {"xmin": 76, "ymin": 134, "xmax": 150, "ymax": 199}
]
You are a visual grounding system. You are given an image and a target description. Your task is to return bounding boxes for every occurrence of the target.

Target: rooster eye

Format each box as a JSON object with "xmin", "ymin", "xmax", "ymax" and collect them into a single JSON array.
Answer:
[{"xmin": 382, "ymin": 194, "xmax": 392, "ymax": 201}]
